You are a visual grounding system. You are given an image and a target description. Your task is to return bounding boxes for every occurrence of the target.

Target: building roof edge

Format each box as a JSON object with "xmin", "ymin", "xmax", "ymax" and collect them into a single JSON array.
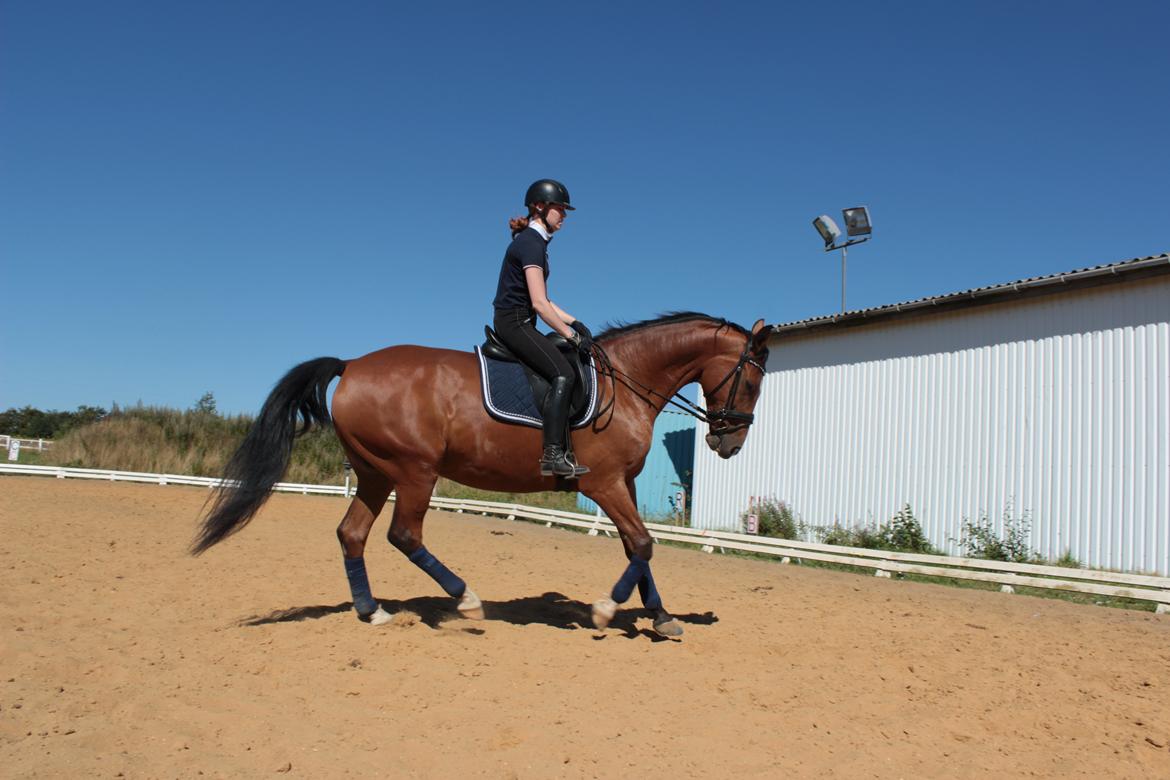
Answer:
[{"xmin": 771, "ymin": 252, "xmax": 1170, "ymax": 338}]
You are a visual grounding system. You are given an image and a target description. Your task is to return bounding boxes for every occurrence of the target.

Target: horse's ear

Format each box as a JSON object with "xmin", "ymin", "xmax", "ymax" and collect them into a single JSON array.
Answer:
[{"xmin": 750, "ymin": 318, "xmax": 772, "ymax": 348}]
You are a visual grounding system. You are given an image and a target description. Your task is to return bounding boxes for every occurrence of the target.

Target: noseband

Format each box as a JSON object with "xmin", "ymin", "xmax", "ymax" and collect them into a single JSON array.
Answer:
[{"xmin": 700, "ymin": 340, "xmax": 767, "ymax": 435}]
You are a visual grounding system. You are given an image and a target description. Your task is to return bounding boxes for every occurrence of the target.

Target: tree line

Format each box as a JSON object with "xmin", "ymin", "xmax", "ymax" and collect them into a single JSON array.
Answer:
[
  {"xmin": 0, "ymin": 405, "xmax": 108, "ymax": 439},
  {"xmin": 1, "ymin": 392, "xmax": 222, "ymax": 440}
]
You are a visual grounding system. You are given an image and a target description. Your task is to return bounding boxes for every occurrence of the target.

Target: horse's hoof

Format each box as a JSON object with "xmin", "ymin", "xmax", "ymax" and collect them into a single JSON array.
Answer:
[
  {"xmin": 652, "ymin": 615, "xmax": 684, "ymax": 637},
  {"xmin": 592, "ymin": 597, "xmax": 617, "ymax": 630},
  {"xmin": 458, "ymin": 589, "xmax": 485, "ymax": 620},
  {"xmin": 366, "ymin": 606, "xmax": 393, "ymax": 626}
]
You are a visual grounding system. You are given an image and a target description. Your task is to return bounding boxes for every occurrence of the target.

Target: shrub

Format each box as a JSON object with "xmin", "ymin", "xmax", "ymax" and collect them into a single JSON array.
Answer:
[
  {"xmin": 741, "ymin": 498, "xmax": 799, "ymax": 539},
  {"xmin": 815, "ymin": 504, "xmax": 936, "ymax": 554},
  {"xmin": 817, "ymin": 523, "xmax": 883, "ymax": 549},
  {"xmin": 955, "ymin": 506, "xmax": 1040, "ymax": 563},
  {"xmin": 192, "ymin": 392, "xmax": 217, "ymax": 416},
  {"xmin": 884, "ymin": 504, "xmax": 934, "ymax": 553},
  {"xmin": 819, "ymin": 524, "xmax": 855, "ymax": 547}
]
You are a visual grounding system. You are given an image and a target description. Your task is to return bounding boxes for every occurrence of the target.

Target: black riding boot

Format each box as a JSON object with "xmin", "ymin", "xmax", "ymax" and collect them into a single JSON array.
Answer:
[{"xmin": 540, "ymin": 376, "xmax": 590, "ymax": 478}]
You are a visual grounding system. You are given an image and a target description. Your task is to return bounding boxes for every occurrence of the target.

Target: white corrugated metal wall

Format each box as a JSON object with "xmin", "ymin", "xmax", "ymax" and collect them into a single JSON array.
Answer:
[{"xmin": 691, "ymin": 275, "xmax": 1170, "ymax": 575}]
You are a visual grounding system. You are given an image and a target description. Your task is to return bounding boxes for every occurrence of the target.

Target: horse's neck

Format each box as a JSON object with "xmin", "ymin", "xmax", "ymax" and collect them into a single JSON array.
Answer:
[{"xmin": 606, "ymin": 325, "xmax": 720, "ymax": 408}]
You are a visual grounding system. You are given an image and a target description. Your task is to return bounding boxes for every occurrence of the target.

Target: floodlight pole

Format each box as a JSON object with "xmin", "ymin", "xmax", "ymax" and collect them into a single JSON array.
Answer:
[
  {"xmin": 841, "ymin": 245, "xmax": 847, "ymax": 313},
  {"xmin": 824, "ymin": 237, "xmax": 869, "ymax": 313}
]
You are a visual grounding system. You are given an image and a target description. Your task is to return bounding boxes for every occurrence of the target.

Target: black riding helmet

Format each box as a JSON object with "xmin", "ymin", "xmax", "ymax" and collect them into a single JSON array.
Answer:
[{"xmin": 525, "ymin": 179, "xmax": 575, "ymax": 210}]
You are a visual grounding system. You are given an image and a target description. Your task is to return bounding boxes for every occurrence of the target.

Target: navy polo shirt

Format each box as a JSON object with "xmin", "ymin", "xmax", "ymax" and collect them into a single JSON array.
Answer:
[{"xmin": 493, "ymin": 226, "xmax": 550, "ymax": 311}]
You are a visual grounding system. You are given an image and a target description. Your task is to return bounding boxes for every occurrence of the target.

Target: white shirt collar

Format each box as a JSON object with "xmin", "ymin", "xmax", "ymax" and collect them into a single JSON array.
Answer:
[{"xmin": 528, "ymin": 221, "xmax": 550, "ymax": 242}]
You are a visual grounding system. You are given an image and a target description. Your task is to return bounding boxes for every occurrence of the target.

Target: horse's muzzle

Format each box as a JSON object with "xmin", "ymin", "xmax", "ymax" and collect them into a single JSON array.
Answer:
[{"xmin": 705, "ymin": 434, "xmax": 741, "ymax": 459}]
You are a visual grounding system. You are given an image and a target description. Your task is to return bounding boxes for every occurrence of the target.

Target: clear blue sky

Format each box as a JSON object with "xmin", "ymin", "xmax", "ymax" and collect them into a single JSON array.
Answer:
[{"xmin": 3, "ymin": 1, "xmax": 1168, "ymax": 415}]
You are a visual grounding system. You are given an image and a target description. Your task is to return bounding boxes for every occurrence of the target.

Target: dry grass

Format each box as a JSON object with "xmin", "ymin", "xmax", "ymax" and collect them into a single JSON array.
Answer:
[
  {"xmin": 42, "ymin": 408, "xmax": 345, "ymax": 483},
  {"xmin": 43, "ymin": 408, "xmax": 579, "ymax": 511}
]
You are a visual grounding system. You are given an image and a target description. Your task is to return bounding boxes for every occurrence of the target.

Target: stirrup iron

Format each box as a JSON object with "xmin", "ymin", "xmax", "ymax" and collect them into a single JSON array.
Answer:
[
  {"xmin": 563, "ymin": 449, "xmax": 590, "ymax": 477},
  {"xmin": 540, "ymin": 445, "xmax": 588, "ymax": 479}
]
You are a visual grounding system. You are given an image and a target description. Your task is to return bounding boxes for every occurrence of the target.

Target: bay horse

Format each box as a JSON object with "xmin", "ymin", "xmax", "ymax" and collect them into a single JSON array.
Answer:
[{"xmin": 193, "ymin": 312, "xmax": 772, "ymax": 637}]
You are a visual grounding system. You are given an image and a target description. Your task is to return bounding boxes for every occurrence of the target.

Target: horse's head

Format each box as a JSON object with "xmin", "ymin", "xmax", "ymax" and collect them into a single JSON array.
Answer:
[{"xmin": 699, "ymin": 318, "xmax": 773, "ymax": 459}]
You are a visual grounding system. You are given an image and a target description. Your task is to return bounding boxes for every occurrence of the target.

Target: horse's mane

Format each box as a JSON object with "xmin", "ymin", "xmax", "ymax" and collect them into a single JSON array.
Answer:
[{"xmin": 596, "ymin": 311, "xmax": 748, "ymax": 342}]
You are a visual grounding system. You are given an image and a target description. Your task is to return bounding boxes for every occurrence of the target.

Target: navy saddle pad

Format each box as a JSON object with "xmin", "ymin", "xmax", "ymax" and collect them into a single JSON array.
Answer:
[{"xmin": 475, "ymin": 346, "xmax": 600, "ymax": 429}]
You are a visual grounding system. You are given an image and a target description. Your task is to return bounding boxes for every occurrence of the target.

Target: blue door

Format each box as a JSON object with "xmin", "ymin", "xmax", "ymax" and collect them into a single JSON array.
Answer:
[{"xmin": 577, "ymin": 411, "xmax": 695, "ymax": 521}]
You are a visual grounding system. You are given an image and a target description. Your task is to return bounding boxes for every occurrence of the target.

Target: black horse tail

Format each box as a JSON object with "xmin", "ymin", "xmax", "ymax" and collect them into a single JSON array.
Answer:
[{"xmin": 192, "ymin": 357, "xmax": 346, "ymax": 555}]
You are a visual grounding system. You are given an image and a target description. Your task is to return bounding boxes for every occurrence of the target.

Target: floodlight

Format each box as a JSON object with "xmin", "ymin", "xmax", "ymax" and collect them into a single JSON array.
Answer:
[
  {"xmin": 842, "ymin": 206, "xmax": 872, "ymax": 237},
  {"xmin": 811, "ymin": 204, "xmax": 874, "ymax": 314},
  {"xmin": 812, "ymin": 215, "xmax": 841, "ymax": 247}
]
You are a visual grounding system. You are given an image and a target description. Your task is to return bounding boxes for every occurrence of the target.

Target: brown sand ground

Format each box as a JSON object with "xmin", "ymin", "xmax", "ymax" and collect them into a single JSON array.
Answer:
[{"xmin": 1, "ymin": 476, "xmax": 1169, "ymax": 779}]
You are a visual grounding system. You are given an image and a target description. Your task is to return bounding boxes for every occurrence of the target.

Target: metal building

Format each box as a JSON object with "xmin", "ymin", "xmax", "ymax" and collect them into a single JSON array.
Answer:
[{"xmin": 691, "ymin": 254, "xmax": 1170, "ymax": 575}]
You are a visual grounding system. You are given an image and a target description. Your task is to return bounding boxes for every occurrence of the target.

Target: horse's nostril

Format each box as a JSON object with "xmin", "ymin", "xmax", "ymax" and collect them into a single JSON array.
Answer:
[{"xmin": 730, "ymin": 446, "xmax": 741, "ymax": 456}]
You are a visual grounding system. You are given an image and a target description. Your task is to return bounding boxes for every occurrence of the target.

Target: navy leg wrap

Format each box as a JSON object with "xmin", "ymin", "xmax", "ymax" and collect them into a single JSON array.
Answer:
[
  {"xmin": 637, "ymin": 565, "xmax": 663, "ymax": 611},
  {"xmin": 407, "ymin": 546, "xmax": 467, "ymax": 598},
  {"xmin": 343, "ymin": 556, "xmax": 378, "ymax": 617},
  {"xmin": 611, "ymin": 556, "xmax": 651, "ymax": 605}
]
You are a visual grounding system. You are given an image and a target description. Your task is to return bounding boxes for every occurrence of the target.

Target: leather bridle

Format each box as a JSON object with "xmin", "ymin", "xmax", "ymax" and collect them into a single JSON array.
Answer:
[
  {"xmin": 590, "ymin": 332, "xmax": 766, "ymax": 435},
  {"xmin": 698, "ymin": 338, "xmax": 767, "ymax": 435}
]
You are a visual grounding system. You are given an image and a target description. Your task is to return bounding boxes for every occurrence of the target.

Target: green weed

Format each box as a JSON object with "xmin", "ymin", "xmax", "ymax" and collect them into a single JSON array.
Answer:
[
  {"xmin": 741, "ymin": 498, "xmax": 800, "ymax": 539},
  {"xmin": 955, "ymin": 505, "xmax": 1041, "ymax": 563},
  {"xmin": 814, "ymin": 504, "xmax": 937, "ymax": 554}
]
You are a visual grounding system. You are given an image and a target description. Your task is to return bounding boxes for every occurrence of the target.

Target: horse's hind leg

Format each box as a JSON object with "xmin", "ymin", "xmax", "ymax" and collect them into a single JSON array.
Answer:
[
  {"xmin": 386, "ymin": 478, "xmax": 484, "ymax": 620},
  {"xmin": 337, "ymin": 470, "xmax": 394, "ymax": 625}
]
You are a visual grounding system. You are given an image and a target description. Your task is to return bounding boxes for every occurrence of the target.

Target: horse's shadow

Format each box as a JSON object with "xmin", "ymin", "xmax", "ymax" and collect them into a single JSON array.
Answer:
[{"xmin": 238, "ymin": 591, "xmax": 718, "ymax": 641}]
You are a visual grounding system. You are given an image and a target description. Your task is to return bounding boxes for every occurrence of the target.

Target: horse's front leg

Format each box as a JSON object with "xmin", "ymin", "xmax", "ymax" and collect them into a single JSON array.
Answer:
[
  {"xmin": 386, "ymin": 479, "xmax": 483, "ymax": 620},
  {"xmin": 587, "ymin": 481, "xmax": 683, "ymax": 637}
]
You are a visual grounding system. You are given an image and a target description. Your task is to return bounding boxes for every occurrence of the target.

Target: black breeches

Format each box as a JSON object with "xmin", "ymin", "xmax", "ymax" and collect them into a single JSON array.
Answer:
[{"xmin": 493, "ymin": 308, "xmax": 576, "ymax": 385}]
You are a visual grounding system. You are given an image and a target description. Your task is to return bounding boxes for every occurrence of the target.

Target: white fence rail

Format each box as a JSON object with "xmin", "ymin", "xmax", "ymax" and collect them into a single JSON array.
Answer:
[
  {"xmin": 1, "ymin": 435, "xmax": 52, "ymax": 452},
  {"xmin": 4, "ymin": 464, "xmax": 1169, "ymax": 610},
  {"xmin": 0, "ymin": 463, "xmax": 348, "ymax": 494}
]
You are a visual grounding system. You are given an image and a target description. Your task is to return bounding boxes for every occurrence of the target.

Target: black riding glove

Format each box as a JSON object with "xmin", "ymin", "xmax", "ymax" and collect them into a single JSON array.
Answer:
[{"xmin": 570, "ymin": 320, "xmax": 594, "ymax": 353}]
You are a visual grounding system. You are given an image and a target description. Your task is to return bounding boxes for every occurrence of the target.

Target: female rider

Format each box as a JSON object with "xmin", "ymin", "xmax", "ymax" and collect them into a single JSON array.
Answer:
[{"xmin": 492, "ymin": 179, "xmax": 593, "ymax": 478}]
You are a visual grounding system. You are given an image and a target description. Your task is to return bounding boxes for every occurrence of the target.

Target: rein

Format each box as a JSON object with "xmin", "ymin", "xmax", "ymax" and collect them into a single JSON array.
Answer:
[{"xmin": 588, "ymin": 332, "xmax": 765, "ymax": 435}]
